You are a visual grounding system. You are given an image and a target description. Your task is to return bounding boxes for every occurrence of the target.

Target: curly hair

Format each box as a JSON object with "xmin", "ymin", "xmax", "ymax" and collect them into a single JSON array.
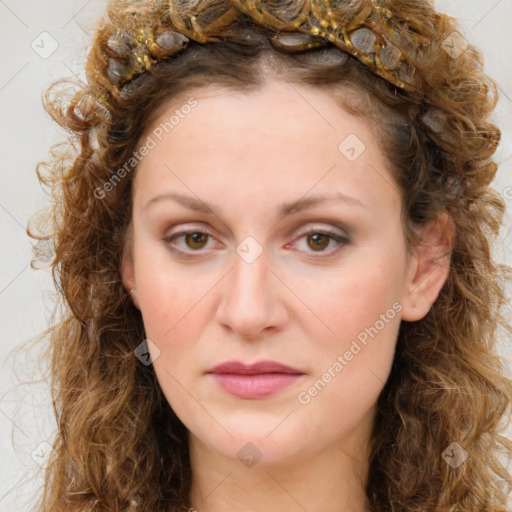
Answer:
[{"xmin": 26, "ymin": 0, "xmax": 511, "ymax": 510}]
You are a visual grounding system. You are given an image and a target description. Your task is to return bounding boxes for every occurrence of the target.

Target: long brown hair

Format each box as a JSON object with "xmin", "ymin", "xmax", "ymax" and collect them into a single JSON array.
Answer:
[{"xmin": 26, "ymin": 0, "xmax": 512, "ymax": 510}]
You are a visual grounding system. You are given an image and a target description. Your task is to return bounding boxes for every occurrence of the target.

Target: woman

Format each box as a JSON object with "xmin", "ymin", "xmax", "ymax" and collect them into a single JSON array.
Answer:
[{"xmin": 29, "ymin": 0, "xmax": 512, "ymax": 510}]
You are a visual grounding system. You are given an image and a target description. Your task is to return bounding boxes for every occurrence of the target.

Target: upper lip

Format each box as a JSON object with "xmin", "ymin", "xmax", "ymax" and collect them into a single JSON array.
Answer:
[{"xmin": 207, "ymin": 360, "xmax": 303, "ymax": 375}]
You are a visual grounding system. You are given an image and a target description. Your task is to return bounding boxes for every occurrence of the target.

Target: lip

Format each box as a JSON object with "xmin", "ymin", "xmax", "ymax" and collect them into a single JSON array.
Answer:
[
  {"xmin": 207, "ymin": 360, "xmax": 305, "ymax": 399},
  {"xmin": 208, "ymin": 360, "xmax": 303, "ymax": 375}
]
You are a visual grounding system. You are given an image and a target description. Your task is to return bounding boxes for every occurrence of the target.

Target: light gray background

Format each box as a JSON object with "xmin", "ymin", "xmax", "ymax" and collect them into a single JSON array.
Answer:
[{"xmin": 1, "ymin": 1, "xmax": 511, "ymax": 510}]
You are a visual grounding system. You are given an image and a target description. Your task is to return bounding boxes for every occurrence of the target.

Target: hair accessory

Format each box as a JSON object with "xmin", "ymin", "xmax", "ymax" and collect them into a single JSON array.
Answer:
[
  {"xmin": 105, "ymin": 28, "xmax": 189, "ymax": 86},
  {"xmin": 236, "ymin": 0, "xmax": 421, "ymax": 90},
  {"xmin": 99, "ymin": 0, "xmax": 424, "ymax": 98}
]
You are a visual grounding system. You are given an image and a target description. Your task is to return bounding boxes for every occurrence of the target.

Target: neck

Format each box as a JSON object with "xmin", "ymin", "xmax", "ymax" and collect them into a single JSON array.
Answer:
[{"xmin": 187, "ymin": 430, "xmax": 372, "ymax": 512}]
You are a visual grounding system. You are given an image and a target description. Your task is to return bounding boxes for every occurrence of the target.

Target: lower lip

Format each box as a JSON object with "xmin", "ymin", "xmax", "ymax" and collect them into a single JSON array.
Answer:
[{"xmin": 209, "ymin": 373, "xmax": 303, "ymax": 399}]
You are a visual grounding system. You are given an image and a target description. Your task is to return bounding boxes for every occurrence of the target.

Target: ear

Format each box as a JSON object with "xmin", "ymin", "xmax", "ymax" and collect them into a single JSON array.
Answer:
[
  {"xmin": 120, "ymin": 224, "xmax": 140, "ymax": 310},
  {"xmin": 400, "ymin": 213, "xmax": 456, "ymax": 322}
]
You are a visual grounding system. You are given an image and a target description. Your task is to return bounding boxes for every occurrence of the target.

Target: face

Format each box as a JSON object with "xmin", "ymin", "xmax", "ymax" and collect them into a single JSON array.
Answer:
[{"xmin": 122, "ymin": 79, "xmax": 444, "ymax": 468}]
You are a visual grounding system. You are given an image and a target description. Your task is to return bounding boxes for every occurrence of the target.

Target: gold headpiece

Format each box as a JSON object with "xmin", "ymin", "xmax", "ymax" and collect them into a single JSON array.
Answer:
[{"xmin": 100, "ymin": 0, "xmax": 424, "ymax": 100}]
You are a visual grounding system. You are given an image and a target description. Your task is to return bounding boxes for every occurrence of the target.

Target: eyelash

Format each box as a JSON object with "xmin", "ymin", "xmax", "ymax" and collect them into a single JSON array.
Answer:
[{"xmin": 161, "ymin": 226, "xmax": 349, "ymax": 258}]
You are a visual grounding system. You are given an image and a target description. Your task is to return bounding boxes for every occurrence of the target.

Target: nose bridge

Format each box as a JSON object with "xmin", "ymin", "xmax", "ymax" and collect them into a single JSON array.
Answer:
[
  {"xmin": 215, "ymin": 244, "xmax": 284, "ymax": 338},
  {"xmin": 227, "ymin": 248, "xmax": 271, "ymax": 312}
]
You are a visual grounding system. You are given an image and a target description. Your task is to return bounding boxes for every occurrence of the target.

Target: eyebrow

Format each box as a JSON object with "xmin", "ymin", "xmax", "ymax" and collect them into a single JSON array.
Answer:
[{"xmin": 142, "ymin": 191, "xmax": 366, "ymax": 217}]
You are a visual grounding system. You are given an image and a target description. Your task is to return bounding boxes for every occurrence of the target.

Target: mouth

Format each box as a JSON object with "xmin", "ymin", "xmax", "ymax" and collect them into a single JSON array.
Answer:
[{"xmin": 206, "ymin": 360, "xmax": 305, "ymax": 399}]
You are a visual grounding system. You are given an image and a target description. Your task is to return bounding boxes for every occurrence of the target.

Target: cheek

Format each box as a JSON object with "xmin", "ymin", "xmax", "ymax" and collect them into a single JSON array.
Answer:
[
  {"xmin": 291, "ymin": 250, "xmax": 405, "ymax": 397},
  {"xmin": 292, "ymin": 266, "xmax": 402, "ymax": 441},
  {"xmin": 133, "ymin": 238, "xmax": 212, "ymax": 338},
  {"xmin": 295, "ymin": 249, "xmax": 405, "ymax": 340},
  {"xmin": 139, "ymin": 290, "xmax": 213, "ymax": 378}
]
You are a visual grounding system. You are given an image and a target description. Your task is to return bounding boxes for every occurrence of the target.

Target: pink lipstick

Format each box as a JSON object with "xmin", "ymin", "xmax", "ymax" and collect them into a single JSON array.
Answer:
[{"xmin": 207, "ymin": 360, "xmax": 304, "ymax": 399}]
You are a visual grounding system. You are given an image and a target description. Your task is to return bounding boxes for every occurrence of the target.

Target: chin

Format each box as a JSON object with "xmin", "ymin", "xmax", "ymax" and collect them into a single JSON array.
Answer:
[{"xmin": 189, "ymin": 410, "xmax": 320, "ymax": 469}]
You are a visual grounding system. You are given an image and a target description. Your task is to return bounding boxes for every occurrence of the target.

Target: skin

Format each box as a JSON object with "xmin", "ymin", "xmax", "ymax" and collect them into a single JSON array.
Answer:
[{"xmin": 122, "ymin": 79, "xmax": 454, "ymax": 512}]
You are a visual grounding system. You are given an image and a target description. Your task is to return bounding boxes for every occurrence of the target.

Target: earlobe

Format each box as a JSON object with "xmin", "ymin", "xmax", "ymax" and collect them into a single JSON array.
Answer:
[
  {"xmin": 121, "ymin": 252, "xmax": 140, "ymax": 309},
  {"xmin": 120, "ymin": 226, "xmax": 140, "ymax": 310},
  {"xmin": 401, "ymin": 213, "xmax": 456, "ymax": 322}
]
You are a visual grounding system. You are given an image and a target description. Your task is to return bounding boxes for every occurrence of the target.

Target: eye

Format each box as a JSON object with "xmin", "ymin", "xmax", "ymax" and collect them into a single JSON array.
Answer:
[
  {"xmin": 162, "ymin": 229, "xmax": 218, "ymax": 255},
  {"xmin": 162, "ymin": 226, "xmax": 349, "ymax": 257},
  {"xmin": 288, "ymin": 229, "xmax": 349, "ymax": 256}
]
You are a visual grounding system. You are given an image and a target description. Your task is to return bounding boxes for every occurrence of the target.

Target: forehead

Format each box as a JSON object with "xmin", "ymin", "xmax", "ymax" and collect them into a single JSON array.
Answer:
[{"xmin": 133, "ymin": 79, "xmax": 400, "ymax": 216}]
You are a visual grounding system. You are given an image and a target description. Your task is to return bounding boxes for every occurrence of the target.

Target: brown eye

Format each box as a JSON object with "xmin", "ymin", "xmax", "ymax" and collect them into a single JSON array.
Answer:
[
  {"xmin": 162, "ymin": 229, "xmax": 217, "ymax": 255},
  {"xmin": 306, "ymin": 233, "xmax": 331, "ymax": 251},
  {"xmin": 184, "ymin": 232, "xmax": 209, "ymax": 250},
  {"xmin": 163, "ymin": 227, "xmax": 349, "ymax": 258},
  {"xmin": 288, "ymin": 229, "xmax": 349, "ymax": 257}
]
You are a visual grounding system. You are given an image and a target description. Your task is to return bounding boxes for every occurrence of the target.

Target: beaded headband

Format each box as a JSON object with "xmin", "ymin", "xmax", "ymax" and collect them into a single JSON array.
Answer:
[{"xmin": 99, "ymin": 0, "xmax": 424, "ymax": 101}]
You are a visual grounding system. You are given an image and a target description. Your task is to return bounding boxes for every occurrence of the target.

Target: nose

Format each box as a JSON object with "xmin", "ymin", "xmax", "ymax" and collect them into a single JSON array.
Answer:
[{"xmin": 215, "ymin": 248, "xmax": 288, "ymax": 340}]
